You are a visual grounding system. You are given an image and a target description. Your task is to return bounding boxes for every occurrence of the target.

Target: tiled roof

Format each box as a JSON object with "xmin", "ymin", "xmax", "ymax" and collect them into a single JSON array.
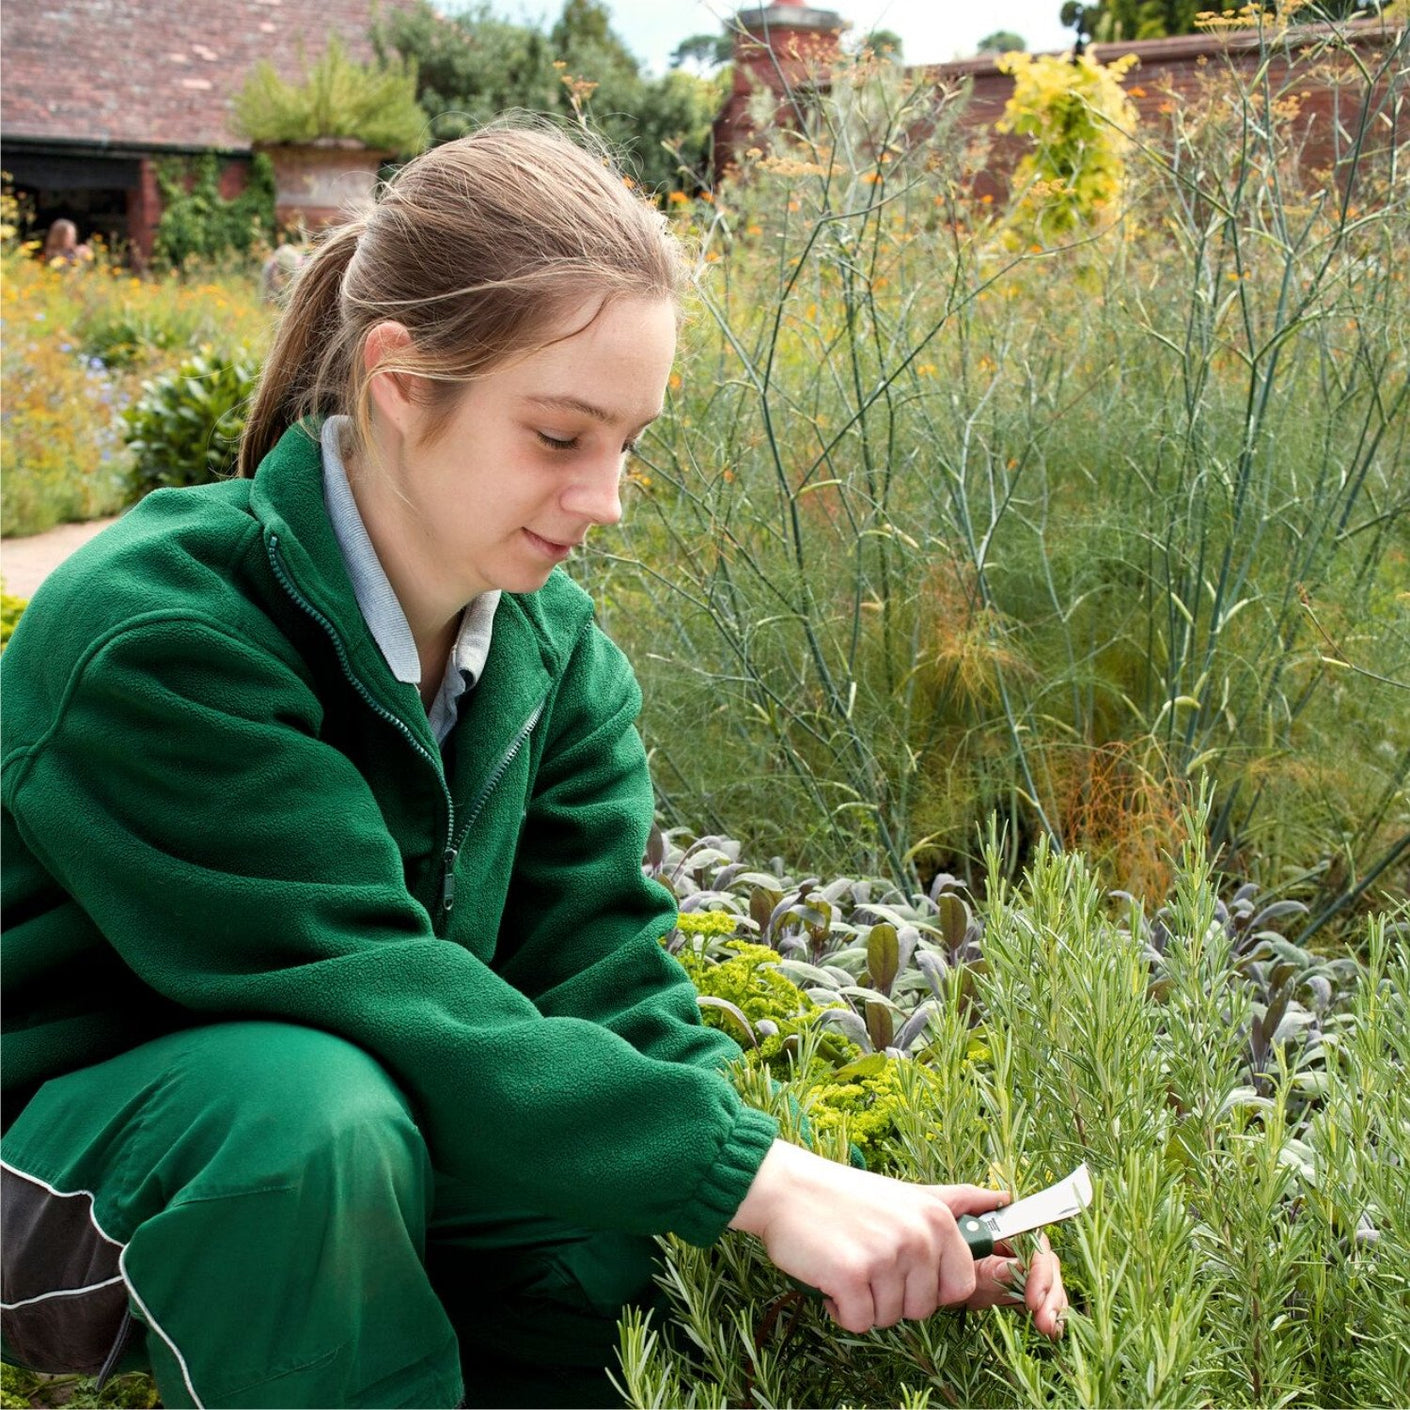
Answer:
[{"xmin": 2, "ymin": 0, "xmax": 415, "ymax": 151}]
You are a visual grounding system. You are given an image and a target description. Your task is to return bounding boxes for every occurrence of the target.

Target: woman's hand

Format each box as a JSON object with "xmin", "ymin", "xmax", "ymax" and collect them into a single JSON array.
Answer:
[
  {"xmin": 731, "ymin": 1140, "xmax": 1065, "ymax": 1335},
  {"xmin": 968, "ymin": 1232, "xmax": 1068, "ymax": 1339}
]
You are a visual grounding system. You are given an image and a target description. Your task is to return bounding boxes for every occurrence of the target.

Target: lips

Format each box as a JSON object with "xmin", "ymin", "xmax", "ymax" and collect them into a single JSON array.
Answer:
[{"xmin": 523, "ymin": 528, "xmax": 581, "ymax": 561}]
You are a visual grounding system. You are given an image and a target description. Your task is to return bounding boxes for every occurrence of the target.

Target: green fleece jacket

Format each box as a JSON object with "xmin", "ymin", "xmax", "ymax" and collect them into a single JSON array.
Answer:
[{"xmin": 0, "ymin": 424, "xmax": 777, "ymax": 1246}]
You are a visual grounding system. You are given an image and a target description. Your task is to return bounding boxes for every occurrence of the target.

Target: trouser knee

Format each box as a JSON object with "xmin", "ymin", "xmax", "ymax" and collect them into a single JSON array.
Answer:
[
  {"xmin": 125, "ymin": 1021, "xmax": 431, "ymax": 1210},
  {"xmin": 2, "ymin": 1023, "xmax": 451, "ymax": 1408}
]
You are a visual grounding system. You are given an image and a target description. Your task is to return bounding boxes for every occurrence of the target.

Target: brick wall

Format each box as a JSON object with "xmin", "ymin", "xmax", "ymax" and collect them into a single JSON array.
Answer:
[{"xmin": 716, "ymin": 18, "xmax": 1405, "ymax": 198}]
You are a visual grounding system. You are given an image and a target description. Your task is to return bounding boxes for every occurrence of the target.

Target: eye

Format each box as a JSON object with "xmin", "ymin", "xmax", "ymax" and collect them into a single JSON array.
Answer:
[{"xmin": 535, "ymin": 431, "xmax": 578, "ymax": 451}]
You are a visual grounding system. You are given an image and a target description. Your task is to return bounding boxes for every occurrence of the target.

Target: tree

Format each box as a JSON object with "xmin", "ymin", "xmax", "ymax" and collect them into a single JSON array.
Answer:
[
  {"xmin": 551, "ymin": 0, "xmax": 639, "ymax": 81},
  {"xmin": 978, "ymin": 30, "xmax": 1027, "ymax": 52},
  {"xmin": 1061, "ymin": 0, "xmax": 1385, "ymax": 42},
  {"xmin": 670, "ymin": 31, "xmax": 734, "ymax": 72},
  {"xmin": 372, "ymin": 3, "xmax": 558, "ymax": 139},
  {"xmin": 859, "ymin": 27, "xmax": 904, "ymax": 57},
  {"xmin": 374, "ymin": 0, "xmax": 723, "ymax": 195}
]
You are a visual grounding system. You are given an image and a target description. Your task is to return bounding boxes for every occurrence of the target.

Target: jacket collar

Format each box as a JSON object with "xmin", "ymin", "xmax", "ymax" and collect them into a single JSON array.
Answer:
[{"xmin": 246, "ymin": 422, "xmax": 565, "ymax": 756}]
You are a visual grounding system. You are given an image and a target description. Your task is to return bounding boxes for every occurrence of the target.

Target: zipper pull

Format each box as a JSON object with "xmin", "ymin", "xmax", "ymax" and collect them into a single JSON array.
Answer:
[{"xmin": 442, "ymin": 847, "xmax": 458, "ymax": 914}]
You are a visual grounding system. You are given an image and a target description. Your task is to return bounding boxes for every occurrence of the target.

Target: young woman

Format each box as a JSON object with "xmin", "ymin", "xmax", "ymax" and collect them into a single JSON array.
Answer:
[{"xmin": 1, "ymin": 124, "xmax": 1066, "ymax": 1410}]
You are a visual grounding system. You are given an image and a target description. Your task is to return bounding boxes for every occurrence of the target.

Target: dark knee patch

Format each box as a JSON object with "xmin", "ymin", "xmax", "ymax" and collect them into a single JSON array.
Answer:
[{"xmin": 0, "ymin": 1162, "xmax": 132, "ymax": 1377}]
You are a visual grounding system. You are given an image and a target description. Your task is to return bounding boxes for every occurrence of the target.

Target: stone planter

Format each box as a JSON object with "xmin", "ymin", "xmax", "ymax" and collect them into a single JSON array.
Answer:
[{"xmin": 259, "ymin": 139, "xmax": 388, "ymax": 233}]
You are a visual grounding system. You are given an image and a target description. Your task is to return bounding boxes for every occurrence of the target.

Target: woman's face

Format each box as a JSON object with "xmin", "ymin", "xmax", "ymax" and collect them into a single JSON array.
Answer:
[{"xmin": 360, "ymin": 295, "xmax": 677, "ymax": 619}]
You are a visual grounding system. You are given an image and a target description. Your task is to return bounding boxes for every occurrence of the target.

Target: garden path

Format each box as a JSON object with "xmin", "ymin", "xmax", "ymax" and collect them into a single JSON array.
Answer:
[{"xmin": 1, "ymin": 517, "xmax": 119, "ymax": 599}]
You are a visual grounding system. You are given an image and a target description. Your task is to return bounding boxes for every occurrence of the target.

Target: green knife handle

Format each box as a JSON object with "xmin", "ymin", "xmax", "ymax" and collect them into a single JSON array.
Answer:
[{"xmin": 956, "ymin": 1214, "xmax": 994, "ymax": 1260}]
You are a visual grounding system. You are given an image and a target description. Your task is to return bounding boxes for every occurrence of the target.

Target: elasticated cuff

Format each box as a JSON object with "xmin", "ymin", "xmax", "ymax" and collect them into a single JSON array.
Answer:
[{"xmin": 671, "ymin": 1104, "xmax": 779, "ymax": 1247}]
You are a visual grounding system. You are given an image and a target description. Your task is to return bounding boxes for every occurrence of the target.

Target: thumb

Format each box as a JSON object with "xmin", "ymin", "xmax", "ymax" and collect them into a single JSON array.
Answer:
[{"xmin": 932, "ymin": 1183, "xmax": 1011, "ymax": 1216}]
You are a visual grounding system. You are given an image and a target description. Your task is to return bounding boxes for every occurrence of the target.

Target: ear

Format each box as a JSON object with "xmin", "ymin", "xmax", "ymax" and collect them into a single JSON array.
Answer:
[{"xmin": 362, "ymin": 321, "xmax": 418, "ymax": 433}]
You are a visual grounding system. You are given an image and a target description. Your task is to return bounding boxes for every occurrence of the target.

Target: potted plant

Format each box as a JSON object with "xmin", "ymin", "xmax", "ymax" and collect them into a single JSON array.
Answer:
[{"xmin": 231, "ymin": 36, "xmax": 427, "ymax": 231}]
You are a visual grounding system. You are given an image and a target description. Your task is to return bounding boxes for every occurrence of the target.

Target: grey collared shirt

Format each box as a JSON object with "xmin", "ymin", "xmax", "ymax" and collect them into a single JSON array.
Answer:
[{"xmin": 320, "ymin": 416, "xmax": 499, "ymax": 744}]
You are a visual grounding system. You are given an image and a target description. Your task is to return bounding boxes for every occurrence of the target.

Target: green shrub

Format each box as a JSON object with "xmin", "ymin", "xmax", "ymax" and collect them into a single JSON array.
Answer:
[
  {"xmin": 122, "ymin": 348, "xmax": 260, "ymax": 496},
  {"xmin": 231, "ymin": 35, "xmax": 427, "ymax": 154},
  {"xmin": 0, "ymin": 1364, "xmax": 159, "ymax": 1408},
  {"xmin": 152, "ymin": 153, "xmax": 276, "ymax": 274},
  {"xmin": 622, "ymin": 815, "xmax": 1410, "ymax": 1408},
  {"xmin": 1, "ymin": 591, "xmax": 27, "ymax": 650}
]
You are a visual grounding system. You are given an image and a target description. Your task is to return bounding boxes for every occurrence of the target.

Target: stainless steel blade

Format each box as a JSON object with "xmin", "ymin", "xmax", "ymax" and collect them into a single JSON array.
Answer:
[{"xmin": 978, "ymin": 1163, "xmax": 1093, "ymax": 1243}]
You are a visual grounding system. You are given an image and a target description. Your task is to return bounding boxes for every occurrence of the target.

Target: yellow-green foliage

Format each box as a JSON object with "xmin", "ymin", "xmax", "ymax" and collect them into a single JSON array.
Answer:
[
  {"xmin": 994, "ymin": 49, "xmax": 1139, "ymax": 237},
  {"xmin": 798, "ymin": 1053, "xmax": 929, "ymax": 1170},
  {"xmin": 674, "ymin": 939, "xmax": 847, "ymax": 1067},
  {"xmin": 672, "ymin": 909, "xmax": 739, "ymax": 938},
  {"xmin": 675, "ymin": 941, "xmax": 824, "ymax": 1033},
  {"xmin": 1, "ymin": 592, "xmax": 26, "ymax": 650},
  {"xmin": 673, "ymin": 939, "xmax": 932, "ymax": 1164}
]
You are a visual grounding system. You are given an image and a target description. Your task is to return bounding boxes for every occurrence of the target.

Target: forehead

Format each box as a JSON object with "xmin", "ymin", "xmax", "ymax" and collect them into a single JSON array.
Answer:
[{"xmin": 499, "ymin": 297, "xmax": 676, "ymax": 424}]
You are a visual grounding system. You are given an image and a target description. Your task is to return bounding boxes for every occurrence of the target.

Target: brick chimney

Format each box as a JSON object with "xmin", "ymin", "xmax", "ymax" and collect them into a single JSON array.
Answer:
[{"xmin": 713, "ymin": 3, "xmax": 845, "ymax": 175}]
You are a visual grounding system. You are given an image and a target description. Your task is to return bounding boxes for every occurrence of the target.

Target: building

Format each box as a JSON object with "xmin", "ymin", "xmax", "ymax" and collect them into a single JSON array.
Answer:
[
  {"xmin": 1, "ymin": 0, "xmax": 409, "ymax": 264},
  {"xmin": 713, "ymin": 3, "xmax": 1406, "ymax": 193}
]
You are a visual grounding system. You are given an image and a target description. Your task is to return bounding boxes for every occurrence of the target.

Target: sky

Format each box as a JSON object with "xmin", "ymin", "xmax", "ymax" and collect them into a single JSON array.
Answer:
[{"xmin": 478, "ymin": 1, "xmax": 1077, "ymax": 73}]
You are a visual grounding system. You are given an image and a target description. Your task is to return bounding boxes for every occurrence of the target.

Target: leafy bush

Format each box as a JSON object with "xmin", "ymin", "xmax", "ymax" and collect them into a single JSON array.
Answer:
[
  {"xmin": 152, "ymin": 153, "xmax": 276, "ymax": 273},
  {"xmin": 0, "ymin": 1364, "xmax": 158, "ymax": 1408},
  {"xmin": 994, "ymin": 49, "xmax": 1139, "ymax": 237},
  {"xmin": 1, "ymin": 591, "xmax": 27, "ymax": 650},
  {"xmin": 620, "ymin": 814, "xmax": 1410, "ymax": 1408},
  {"xmin": 122, "ymin": 348, "xmax": 261, "ymax": 496},
  {"xmin": 231, "ymin": 35, "xmax": 428, "ymax": 154},
  {"xmin": 373, "ymin": 0, "xmax": 725, "ymax": 194}
]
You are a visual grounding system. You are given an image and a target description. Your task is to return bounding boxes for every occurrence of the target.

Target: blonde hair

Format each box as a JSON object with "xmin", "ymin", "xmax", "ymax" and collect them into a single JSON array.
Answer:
[
  {"xmin": 239, "ymin": 121, "xmax": 688, "ymax": 476},
  {"xmin": 42, "ymin": 219, "xmax": 78, "ymax": 260}
]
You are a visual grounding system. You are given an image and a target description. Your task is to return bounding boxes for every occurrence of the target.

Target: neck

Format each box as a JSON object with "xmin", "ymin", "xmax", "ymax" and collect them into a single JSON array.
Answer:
[
  {"xmin": 417, "ymin": 615, "xmax": 459, "ymax": 708},
  {"xmin": 342, "ymin": 438, "xmax": 466, "ymax": 667}
]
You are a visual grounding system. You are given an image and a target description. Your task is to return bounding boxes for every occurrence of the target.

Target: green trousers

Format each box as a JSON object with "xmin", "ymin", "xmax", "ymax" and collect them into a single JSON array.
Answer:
[{"xmin": 0, "ymin": 1022, "xmax": 664, "ymax": 1409}]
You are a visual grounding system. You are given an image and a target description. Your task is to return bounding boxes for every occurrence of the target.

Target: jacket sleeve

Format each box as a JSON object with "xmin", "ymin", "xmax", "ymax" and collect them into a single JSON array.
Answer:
[
  {"xmin": 4, "ymin": 613, "xmax": 776, "ymax": 1245},
  {"xmin": 494, "ymin": 621, "xmax": 745, "ymax": 1074}
]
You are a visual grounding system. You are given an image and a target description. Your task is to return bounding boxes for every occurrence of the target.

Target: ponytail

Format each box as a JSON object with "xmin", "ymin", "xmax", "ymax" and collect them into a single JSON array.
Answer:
[{"xmin": 238, "ymin": 221, "xmax": 363, "ymax": 476}]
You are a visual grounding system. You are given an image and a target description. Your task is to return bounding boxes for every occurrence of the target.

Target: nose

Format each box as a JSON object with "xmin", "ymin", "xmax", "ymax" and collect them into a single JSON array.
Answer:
[{"xmin": 561, "ymin": 452, "xmax": 625, "ymax": 528}]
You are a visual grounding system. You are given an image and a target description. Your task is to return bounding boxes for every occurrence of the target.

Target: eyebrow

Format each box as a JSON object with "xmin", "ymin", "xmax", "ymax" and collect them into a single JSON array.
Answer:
[{"xmin": 525, "ymin": 394, "xmax": 661, "ymax": 428}]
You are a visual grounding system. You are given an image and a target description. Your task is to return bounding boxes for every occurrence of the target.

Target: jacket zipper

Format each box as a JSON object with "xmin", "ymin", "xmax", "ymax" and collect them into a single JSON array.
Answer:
[
  {"xmin": 268, "ymin": 535, "xmax": 457, "ymax": 902},
  {"xmin": 440, "ymin": 698, "xmax": 545, "ymax": 914},
  {"xmin": 267, "ymin": 534, "xmax": 546, "ymax": 928}
]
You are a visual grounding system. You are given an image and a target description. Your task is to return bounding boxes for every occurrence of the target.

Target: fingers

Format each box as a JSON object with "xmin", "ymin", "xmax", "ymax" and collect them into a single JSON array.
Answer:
[
  {"xmin": 1025, "ymin": 1236, "xmax": 1069, "ymax": 1340},
  {"xmin": 934, "ymin": 1221, "xmax": 979, "ymax": 1307},
  {"xmin": 933, "ymin": 1182, "xmax": 1012, "ymax": 1216},
  {"xmin": 966, "ymin": 1254, "xmax": 1027, "ymax": 1308},
  {"xmin": 823, "ymin": 1281, "xmax": 876, "ymax": 1335}
]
